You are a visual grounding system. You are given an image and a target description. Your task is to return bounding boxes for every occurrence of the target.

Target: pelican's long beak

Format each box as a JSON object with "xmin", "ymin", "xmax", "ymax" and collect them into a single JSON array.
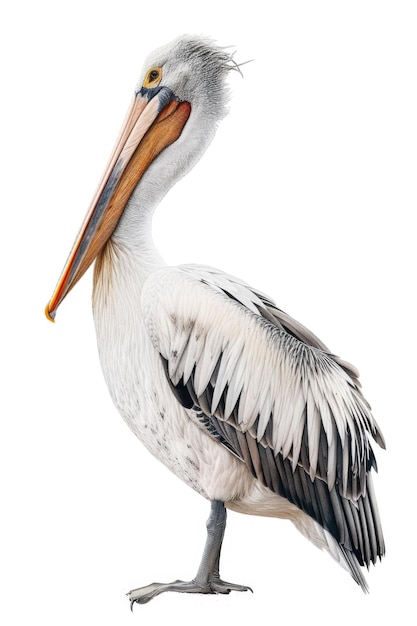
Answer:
[{"xmin": 45, "ymin": 87, "xmax": 191, "ymax": 322}]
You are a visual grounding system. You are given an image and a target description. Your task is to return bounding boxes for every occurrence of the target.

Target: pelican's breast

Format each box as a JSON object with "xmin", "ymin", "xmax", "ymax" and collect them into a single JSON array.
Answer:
[{"xmin": 91, "ymin": 242, "xmax": 253, "ymax": 502}]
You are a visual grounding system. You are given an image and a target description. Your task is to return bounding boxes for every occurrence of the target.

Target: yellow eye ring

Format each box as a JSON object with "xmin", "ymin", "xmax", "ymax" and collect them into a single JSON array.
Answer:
[{"xmin": 143, "ymin": 66, "xmax": 162, "ymax": 88}]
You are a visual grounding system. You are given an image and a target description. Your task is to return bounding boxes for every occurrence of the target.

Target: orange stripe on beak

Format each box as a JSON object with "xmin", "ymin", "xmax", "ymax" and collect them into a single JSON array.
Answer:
[{"xmin": 46, "ymin": 90, "xmax": 191, "ymax": 321}]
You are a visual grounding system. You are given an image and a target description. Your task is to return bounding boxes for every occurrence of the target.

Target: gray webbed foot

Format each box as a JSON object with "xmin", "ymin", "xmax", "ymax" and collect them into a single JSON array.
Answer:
[{"xmin": 128, "ymin": 576, "xmax": 251, "ymax": 608}]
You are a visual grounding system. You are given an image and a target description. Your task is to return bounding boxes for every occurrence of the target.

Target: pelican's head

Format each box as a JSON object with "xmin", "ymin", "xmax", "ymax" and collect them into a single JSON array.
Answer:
[
  {"xmin": 139, "ymin": 35, "xmax": 234, "ymax": 121},
  {"xmin": 46, "ymin": 35, "xmax": 238, "ymax": 321}
]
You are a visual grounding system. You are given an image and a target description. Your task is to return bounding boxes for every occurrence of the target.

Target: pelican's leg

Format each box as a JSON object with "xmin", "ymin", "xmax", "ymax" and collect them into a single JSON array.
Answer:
[{"xmin": 127, "ymin": 500, "xmax": 251, "ymax": 607}]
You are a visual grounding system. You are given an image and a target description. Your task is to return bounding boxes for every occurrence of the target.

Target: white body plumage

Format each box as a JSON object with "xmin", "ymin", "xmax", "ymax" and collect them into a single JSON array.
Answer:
[{"xmin": 92, "ymin": 237, "xmax": 382, "ymax": 587}]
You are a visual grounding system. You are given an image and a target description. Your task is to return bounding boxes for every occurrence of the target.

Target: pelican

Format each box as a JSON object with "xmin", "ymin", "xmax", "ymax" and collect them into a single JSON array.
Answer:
[{"xmin": 46, "ymin": 35, "xmax": 385, "ymax": 605}]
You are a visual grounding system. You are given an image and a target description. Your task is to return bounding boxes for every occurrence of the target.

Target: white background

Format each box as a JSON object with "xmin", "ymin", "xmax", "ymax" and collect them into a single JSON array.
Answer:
[{"xmin": 1, "ymin": 1, "xmax": 416, "ymax": 624}]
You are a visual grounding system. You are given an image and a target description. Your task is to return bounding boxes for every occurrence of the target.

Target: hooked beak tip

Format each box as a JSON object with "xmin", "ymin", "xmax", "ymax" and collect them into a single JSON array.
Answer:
[{"xmin": 45, "ymin": 304, "xmax": 56, "ymax": 323}]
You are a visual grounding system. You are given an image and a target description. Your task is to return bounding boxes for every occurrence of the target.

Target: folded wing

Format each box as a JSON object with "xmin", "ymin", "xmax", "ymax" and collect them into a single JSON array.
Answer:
[{"xmin": 142, "ymin": 264, "xmax": 385, "ymax": 573}]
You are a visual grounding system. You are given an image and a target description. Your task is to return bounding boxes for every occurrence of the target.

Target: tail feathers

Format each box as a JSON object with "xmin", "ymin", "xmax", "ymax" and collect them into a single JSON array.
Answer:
[
  {"xmin": 338, "ymin": 544, "xmax": 369, "ymax": 593},
  {"xmin": 292, "ymin": 517, "xmax": 369, "ymax": 592}
]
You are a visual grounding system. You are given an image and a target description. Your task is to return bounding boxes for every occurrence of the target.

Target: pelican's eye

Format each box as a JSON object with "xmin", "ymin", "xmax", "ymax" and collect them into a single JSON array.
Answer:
[{"xmin": 144, "ymin": 66, "xmax": 162, "ymax": 88}]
